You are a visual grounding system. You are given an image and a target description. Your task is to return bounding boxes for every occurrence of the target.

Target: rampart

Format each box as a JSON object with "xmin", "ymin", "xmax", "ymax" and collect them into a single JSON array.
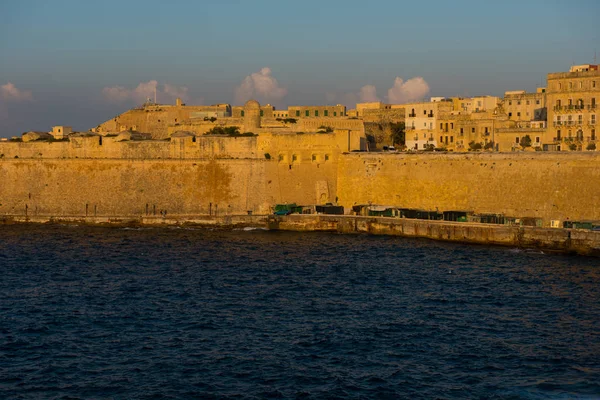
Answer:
[
  {"xmin": 1, "ymin": 138, "xmax": 599, "ymax": 229},
  {"xmin": 336, "ymin": 152, "xmax": 600, "ymax": 223}
]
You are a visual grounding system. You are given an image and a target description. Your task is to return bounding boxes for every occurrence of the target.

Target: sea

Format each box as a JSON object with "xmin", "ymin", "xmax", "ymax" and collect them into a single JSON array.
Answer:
[{"xmin": 1, "ymin": 224, "xmax": 599, "ymax": 399}]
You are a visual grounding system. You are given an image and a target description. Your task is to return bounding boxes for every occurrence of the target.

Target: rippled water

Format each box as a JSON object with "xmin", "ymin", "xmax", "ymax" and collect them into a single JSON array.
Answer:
[{"xmin": 1, "ymin": 224, "xmax": 599, "ymax": 399}]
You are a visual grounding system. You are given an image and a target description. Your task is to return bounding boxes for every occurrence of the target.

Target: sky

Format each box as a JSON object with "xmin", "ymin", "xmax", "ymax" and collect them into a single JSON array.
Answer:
[{"xmin": 0, "ymin": 0, "xmax": 599, "ymax": 136}]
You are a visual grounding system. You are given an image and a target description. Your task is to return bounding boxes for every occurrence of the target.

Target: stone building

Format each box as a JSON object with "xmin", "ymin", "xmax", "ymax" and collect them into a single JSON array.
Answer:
[
  {"xmin": 547, "ymin": 64, "xmax": 599, "ymax": 151},
  {"xmin": 287, "ymin": 105, "xmax": 346, "ymax": 118},
  {"xmin": 502, "ymin": 89, "xmax": 547, "ymax": 122},
  {"xmin": 405, "ymin": 99, "xmax": 453, "ymax": 150}
]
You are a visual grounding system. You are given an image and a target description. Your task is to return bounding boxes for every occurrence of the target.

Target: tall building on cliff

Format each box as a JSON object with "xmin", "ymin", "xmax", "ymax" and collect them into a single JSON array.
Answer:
[{"xmin": 547, "ymin": 64, "xmax": 599, "ymax": 151}]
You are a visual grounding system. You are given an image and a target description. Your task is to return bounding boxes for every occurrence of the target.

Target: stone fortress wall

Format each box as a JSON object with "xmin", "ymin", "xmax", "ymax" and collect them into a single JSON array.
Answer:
[{"xmin": 2, "ymin": 139, "xmax": 599, "ymax": 224}]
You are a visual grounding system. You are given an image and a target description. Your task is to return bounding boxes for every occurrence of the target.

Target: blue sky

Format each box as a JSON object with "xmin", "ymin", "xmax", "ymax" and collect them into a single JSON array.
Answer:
[{"xmin": 1, "ymin": 0, "xmax": 599, "ymax": 136}]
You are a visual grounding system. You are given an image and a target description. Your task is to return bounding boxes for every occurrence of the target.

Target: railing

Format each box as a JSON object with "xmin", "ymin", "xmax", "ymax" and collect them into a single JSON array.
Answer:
[
  {"xmin": 553, "ymin": 105, "xmax": 595, "ymax": 112},
  {"xmin": 427, "ymin": 113, "xmax": 434, "ymax": 118},
  {"xmin": 408, "ymin": 113, "xmax": 416, "ymax": 117}
]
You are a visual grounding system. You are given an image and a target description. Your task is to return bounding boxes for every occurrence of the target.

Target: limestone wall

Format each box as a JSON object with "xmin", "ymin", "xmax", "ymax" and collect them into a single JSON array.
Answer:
[
  {"xmin": 336, "ymin": 152, "xmax": 600, "ymax": 224},
  {"xmin": 0, "ymin": 158, "xmax": 339, "ymax": 217}
]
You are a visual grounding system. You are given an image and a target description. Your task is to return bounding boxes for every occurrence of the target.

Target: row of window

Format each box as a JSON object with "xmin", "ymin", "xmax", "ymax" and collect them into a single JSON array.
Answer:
[
  {"xmin": 555, "ymin": 98, "xmax": 596, "ymax": 107},
  {"xmin": 557, "ymin": 81, "xmax": 597, "ymax": 90},
  {"xmin": 507, "ymin": 99, "xmax": 541, "ymax": 106},
  {"xmin": 294, "ymin": 110, "xmax": 343, "ymax": 117},
  {"xmin": 278, "ymin": 153, "xmax": 331, "ymax": 162},
  {"xmin": 555, "ymin": 129, "xmax": 596, "ymax": 140},
  {"xmin": 408, "ymin": 109, "xmax": 434, "ymax": 117}
]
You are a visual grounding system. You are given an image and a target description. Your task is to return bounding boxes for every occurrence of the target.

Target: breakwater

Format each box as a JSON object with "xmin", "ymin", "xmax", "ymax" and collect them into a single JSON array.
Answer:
[
  {"xmin": 267, "ymin": 214, "xmax": 600, "ymax": 256},
  {"xmin": 2, "ymin": 213, "xmax": 599, "ymax": 256}
]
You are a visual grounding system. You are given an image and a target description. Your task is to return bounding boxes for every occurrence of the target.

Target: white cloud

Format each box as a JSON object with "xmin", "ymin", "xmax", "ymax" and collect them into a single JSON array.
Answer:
[
  {"xmin": 1, "ymin": 82, "xmax": 33, "ymax": 102},
  {"xmin": 234, "ymin": 67, "xmax": 287, "ymax": 105},
  {"xmin": 328, "ymin": 76, "xmax": 429, "ymax": 109},
  {"xmin": 387, "ymin": 77, "xmax": 430, "ymax": 104},
  {"xmin": 359, "ymin": 85, "xmax": 380, "ymax": 102},
  {"xmin": 102, "ymin": 80, "xmax": 190, "ymax": 104}
]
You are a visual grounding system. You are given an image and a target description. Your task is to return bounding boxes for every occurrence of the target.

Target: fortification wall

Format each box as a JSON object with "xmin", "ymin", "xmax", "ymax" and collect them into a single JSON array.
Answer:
[
  {"xmin": 299, "ymin": 118, "xmax": 365, "ymax": 134},
  {"xmin": 0, "ymin": 136, "xmax": 259, "ymax": 160},
  {"xmin": 0, "ymin": 157, "xmax": 339, "ymax": 217},
  {"xmin": 336, "ymin": 152, "xmax": 600, "ymax": 223}
]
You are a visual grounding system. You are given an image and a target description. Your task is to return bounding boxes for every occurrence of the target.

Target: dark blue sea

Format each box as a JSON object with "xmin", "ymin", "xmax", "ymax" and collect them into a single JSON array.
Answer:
[{"xmin": 1, "ymin": 224, "xmax": 599, "ymax": 399}]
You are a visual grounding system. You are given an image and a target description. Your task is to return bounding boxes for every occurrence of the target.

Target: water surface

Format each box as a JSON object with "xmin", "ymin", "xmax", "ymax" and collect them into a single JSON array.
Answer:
[{"xmin": 1, "ymin": 225, "xmax": 599, "ymax": 399}]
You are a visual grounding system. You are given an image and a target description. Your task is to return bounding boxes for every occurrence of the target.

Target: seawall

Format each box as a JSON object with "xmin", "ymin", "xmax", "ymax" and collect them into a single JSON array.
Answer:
[
  {"xmin": 267, "ymin": 214, "xmax": 600, "ymax": 256},
  {"xmin": 2, "ymin": 213, "xmax": 597, "ymax": 256}
]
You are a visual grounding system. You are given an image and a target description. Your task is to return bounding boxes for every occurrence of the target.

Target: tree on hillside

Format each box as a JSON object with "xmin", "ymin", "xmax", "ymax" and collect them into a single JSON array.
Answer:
[
  {"xmin": 204, "ymin": 126, "xmax": 240, "ymax": 136},
  {"xmin": 520, "ymin": 135, "xmax": 532, "ymax": 149},
  {"xmin": 390, "ymin": 122, "xmax": 405, "ymax": 146},
  {"xmin": 469, "ymin": 141, "xmax": 482, "ymax": 151}
]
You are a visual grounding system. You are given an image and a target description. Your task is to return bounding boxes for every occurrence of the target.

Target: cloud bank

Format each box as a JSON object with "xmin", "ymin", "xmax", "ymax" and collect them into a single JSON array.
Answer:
[
  {"xmin": 234, "ymin": 67, "xmax": 287, "ymax": 105},
  {"xmin": 329, "ymin": 77, "xmax": 430, "ymax": 108},
  {"xmin": 386, "ymin": 77, "xmax": 430, "ymax": 104},
  {"xmin": 1, "ymin": 83, "xmax": 33, "ymax": 102},
  {"xmin": 102, "ymin": 81, "xmax": 190, "ymax": 104}
]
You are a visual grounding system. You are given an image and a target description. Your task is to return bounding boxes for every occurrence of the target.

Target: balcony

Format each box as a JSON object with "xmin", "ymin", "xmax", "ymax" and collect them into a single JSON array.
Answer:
[
  {"xmin": 427, "ymin": 113, "xmax": 434, "ymax": 118},
  {"xmin": 553, "ymin": 121, "xmax": 563, "ymax": 127}
]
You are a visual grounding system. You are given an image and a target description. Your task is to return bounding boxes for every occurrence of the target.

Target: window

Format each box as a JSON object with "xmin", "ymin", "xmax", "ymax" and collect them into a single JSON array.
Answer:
[
  {"xmin": 557, "ymin": 130, "xmax": 561, "ymax": 139},
  {"xmin": 592, "ymin": 98, "xmax": 596, "ymax": 108},
  {"xmin": 485, "ymin": 127, "xmax": 489, "ymax": 133},
  {"xmin": 324, "ymin": 154, "xmax": 330, "ymax": 161},
  {"xmin": 536, "ymin": 100, "xmax": 540, "ymax": 105},
  {"xmin": 440, "ymin": 136, "xmax": 443, "ymax": 142},
  {"xmin": 558, "ymin": 83, "xmax": 562, "ymax": 90},
  {"xmin": 516, "ymin": 137, "xmax": 520, "ymax": 144},
  {"xmin": 517, "ymin": 101, "xmax": 521, "ymax": 105},
  {"xmin": 305, "ymin": 110, "xmax": 309, "ymax": 117},
  {"xmin": 536, "ymin": 136, "xmax": 540, "ymax": 143},
  {"xmin": 315, "ymin": 110, "xmax": 319, "ymax": 117},
  {"xmin": 324, "ymin": 110, "xmax": 328, "ymax": 117},
  {"xmin": 424, "ymin": 110, "xmax": 427, "ymax": 115},
  {"xmin": 296, "ymin": 110, "xmax": 300, "ymax": 117},
  {"xmin": 312, "ymin": 154, "xmax": 317, "ymax": 161},
  {"xmin": 440, "ymin": 123, "xmax": 443, "ymax": 130},
  {"xmin": 526, "ymin": 100, "xmax": 530, "ymax": 105},
  {"xmin": 460, "ymin": 128, "xmax": 464, "ymax": 134},
  {"xmin": 450, "ymin": 123, "xmax": 454, "ymax": 129},
  {"xmin": 592, "ymin": 129, "xmax": 596, "ymax": 140},
  {"xmin": 260, "ymin": 110, "xmax": 264, "ymax": 117},
  {"xmin": 241, "ymin": 111, "xmax": 245, "ymax": 117},
  {"xmin": 333, "ymin": 112, "xmax": 337, "ymax": 117},
  {"xmin": 509, "ymin": 101, "xmax": 512, "ymax": 106},
  {"xmin": 509, "ymin": 112, "xmax": 512, "ymax": 117},
  {"xmin": 471, "ymin": 127, "xmax": 475, "ymax": 133},
  {"xmin": 593, "ymin": 81, "xmax": 596, "ymax": 88},
  {"xmin": 292, "ymin": 154, "xmax": 298, "ymax": 162},
  {"xmin": 450, "ymin": 136, "xmax": 454, "ymax": 143},
  {"xmin": 517, "ymin": 112, "xmax": 521, "ymax": 117}
]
